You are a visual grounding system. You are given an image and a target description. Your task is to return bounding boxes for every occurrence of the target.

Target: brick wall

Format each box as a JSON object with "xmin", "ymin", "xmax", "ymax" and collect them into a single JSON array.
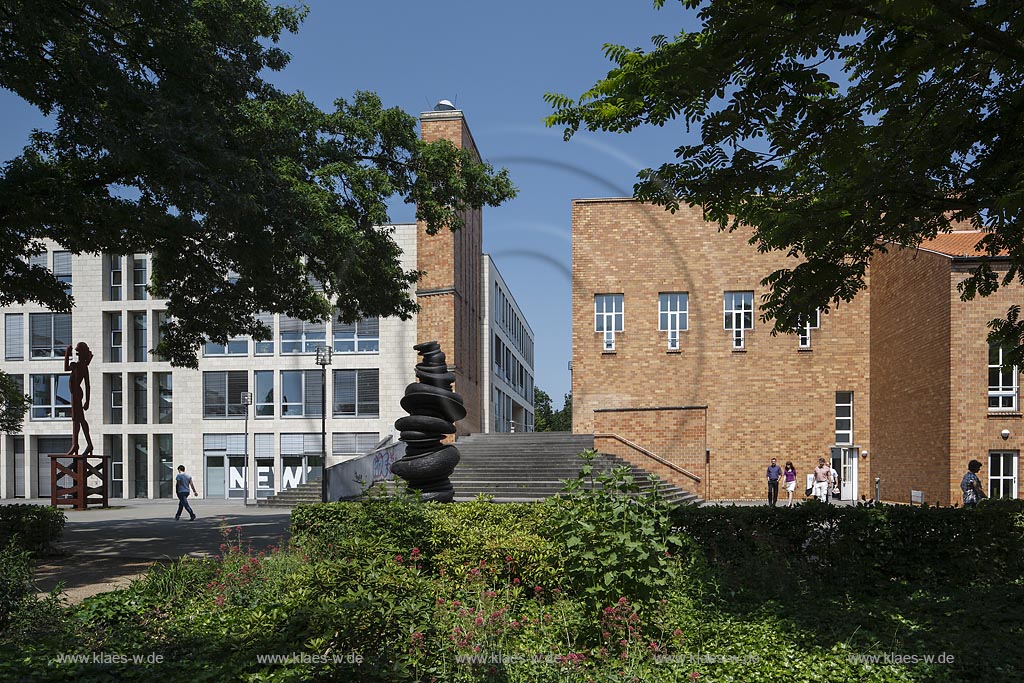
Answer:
[
  {"xmin": 870, "ymin": 247, "xmax": 952, "ymax": 504},
  {"xmin": 593, "ymin": 407, "xmax": 707, "ymax": 496},
  {"xmin": 416, "ymin": 111, "xmax": 483, "ymax": 434},
  {"xmin": 572, "ymin": 199, "xmax": 871, "ymax": 501}
]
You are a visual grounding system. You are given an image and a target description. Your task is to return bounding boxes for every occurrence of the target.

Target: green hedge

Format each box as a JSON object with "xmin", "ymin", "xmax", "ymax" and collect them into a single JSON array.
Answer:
[
  {"xmin": 670, "ymin": 499, "xmax": 1024, "ymax": 600},
  {"xmin": 0, "ymin": 505, "xmax": 65, "ymax": 553}
]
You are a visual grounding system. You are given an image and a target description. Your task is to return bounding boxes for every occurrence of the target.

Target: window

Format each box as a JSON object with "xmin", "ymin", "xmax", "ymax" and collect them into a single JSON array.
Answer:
[
  {"xmin": 333, "ymin": 369, "xmax": 379, "ymax": 417},
  {"xmin": 255, "ymin": 370, "xmax": 274, "ymax": 417},
  {"xmin": 332, "ymin": 432, "xmax": 380, "ymax": 458},
  {"xmin": 280, "ymin": 370, "xmax": 324, "ymax": 417},
  {"xmin": 108, "ymin": 255, "xmax": 123, "ymax": 301},
  {"xmin": 594, "ymin": 294, "xmax": 623, "ymax": 351},
  {"xmin": 106, "ymin": 373, "xmax": 123, "ymax": 424},
  {"xmin": 204, "ymin": 337, "xmax": 249, "ymax": 356},
  {"xmin": 153, "ymin": 311, "xmax": 168, "ymax": 361},
  {"xmin": 157, "ymin": 435, "xmax": 174, "ymax": 498},
  {"xmin": 29, "ymin": 313, "xmax": 72, "ymax": 359},
  {"xmin": 107, "ymin": 435, "xmax": 123, "ymax": 498},
  {"xmin": 280, "ymin": 316, "xmax": 326, "ymax": 354},
  {"xmin": 5, "ymin": 313, "xmax": 23, "ymax": 360},
  {"xmin": 107, "ymin": 312, "xmax": 123, "ymax": 362},
  {"xmin": 53, "ymin": 251, "xmax": 72, "ymax": 293},
  {"xmin": 988, "ymin": 451, "xmax": 1018, "ymax": 499},
  {"xmin": 255, "ymin": 312, "xmax": 274, "ymax": 355},
  {"xmin": 835, "ymin": 392, "xmax": 853, "ymax": 444},
  {"xmin": 333, "ymin": 316, "xmax": 380, "ymax": 353},
  {"xmin": 30, "ymin": 374, "xmax": 71, "ymax": 420},
  {"xmin": 658, "ymin": 293, "xmax": 689, "ymax": 350},
  {"xmin": 203, "ymin": 371, "xmax": 249, "ymax": 418},
  {"xmin": 156, "ymin": 372, "xmax": 172, "ymax": 424},
  {"xmin": 131, "ymin": 373, "xmax": 147, "ymax": 424},
  {"xmin": 131, "ymin": 312, "xmax": 147, "ymax": 362},
  {"xmin": 989, "ymin": 344, "xmax": 1018, "ymax": 411},
  {"xmin": 724, "ymin": 291, "xmax": 754, "ymax": 349},
  {"xmin": 797, "ymin": 309, "xmax": 821, "ymax": 349},
  {"xmin": 131, "ymin": 434, "xmax": 148, "ymax": 498},
  {"xmin": 132, "ymin": 254, "xmax": 148, "ymax": 300}
]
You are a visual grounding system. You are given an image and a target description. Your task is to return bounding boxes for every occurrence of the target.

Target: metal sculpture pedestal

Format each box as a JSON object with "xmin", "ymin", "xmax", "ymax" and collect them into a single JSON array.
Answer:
[{"xmin": 49, "ymin": 454, "xmax": 111, "ymax": 509}]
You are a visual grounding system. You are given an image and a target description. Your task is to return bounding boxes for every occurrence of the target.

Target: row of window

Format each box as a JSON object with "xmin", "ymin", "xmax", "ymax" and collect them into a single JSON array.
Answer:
[
  {"xmin": 203, "ymin": 369, "xmax": 379, "ymax": 419},
  {"xmin": 494, "ymin": 281, "xmax": 534, "ymax": 365},
  {"xmin": 594, "ymin": 292, "xmax": 820, "ymax": 350},
  {"xmin": 493, "ymin": 332, "xmax": 533, "ymax": 401}
]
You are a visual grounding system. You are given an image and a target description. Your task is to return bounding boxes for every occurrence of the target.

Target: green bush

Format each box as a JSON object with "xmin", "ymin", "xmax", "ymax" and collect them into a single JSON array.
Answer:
[
  {"xmin": 0, "ymin": 505, "xmax": 65, "ymax": 553},
  {"xmin": 0, "ymin": 541, "xmax": 32, "ymax": 631}
]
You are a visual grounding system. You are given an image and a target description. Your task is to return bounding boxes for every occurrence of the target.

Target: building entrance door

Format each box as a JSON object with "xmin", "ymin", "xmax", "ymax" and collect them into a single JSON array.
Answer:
[{"xmin": 830, "ymin": 447, "xmax": 858, "ymax": 501}]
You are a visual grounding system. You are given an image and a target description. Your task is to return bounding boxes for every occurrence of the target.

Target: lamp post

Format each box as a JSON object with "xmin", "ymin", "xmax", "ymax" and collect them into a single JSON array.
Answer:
[
  {"xmin": 241, "ymin": 391, "xmax": 252, "ymax": 505},
  {"xmin": 315, "ymin": 346, "xmax": 333, "ymax": 503}
]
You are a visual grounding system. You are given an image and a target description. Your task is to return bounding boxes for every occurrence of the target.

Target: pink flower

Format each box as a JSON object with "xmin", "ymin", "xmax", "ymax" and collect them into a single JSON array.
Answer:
[
  {"xmin": 512, "ymin": 578, "xmax": 521, "ymax": 585},
  {"xmin": 690, "ymin": 673, "xmax": 700, "ymax": 680},
  {"xmin": 534, "ymin": 585, "xmax": 543, "ymax": 593},
  {"xmin": 474, "ymin": 617, "xmax": 484, "ymax": 626},
  {"xmin": 505, "ymin": 555, "xmax": 513, "ymax": 562},
  {"xmin": 394, "ymin": 554, "xmax": 404, "ymax": 564},
  {"xmin": 673, "ymin": 629, "xmax": 684, "ymax": 637},
  {"xmin": 411, "ymin": 547, "xmax": 421, "ymax": 557}
]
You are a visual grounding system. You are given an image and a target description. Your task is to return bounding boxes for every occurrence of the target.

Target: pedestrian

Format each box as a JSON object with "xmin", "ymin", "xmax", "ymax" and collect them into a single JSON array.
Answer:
[
  {"xmin": 960, "ymin": 459, "xmax": 987, "ymax": 508},
  {"xmin": 812, "ymin": 457, "xmax": 831, "ymax": 503},
  {"xmin": 829, "ymin": 462, "xmax": 841, "ymax": 501},
  {"xmin": 766, "ymin": 457, "xmax": 783, "ymax": 506},
  {"xmin": 783, "ymin": 461, "xmax": 797, "ymax": 507},
  {"xmin": 174, "ymin": 465, "xmax": 198, "ymax": 521}
]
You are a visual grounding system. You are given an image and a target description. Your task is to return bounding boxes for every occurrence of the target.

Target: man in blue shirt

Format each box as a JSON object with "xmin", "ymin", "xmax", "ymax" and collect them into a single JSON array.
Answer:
[
  {"xmin": 766, "ymin": 457, "xmax": 783, "ymax": 506},
  {"xmin": 174, "ymin": 465, "xmax": 198, "ymax": 521}
]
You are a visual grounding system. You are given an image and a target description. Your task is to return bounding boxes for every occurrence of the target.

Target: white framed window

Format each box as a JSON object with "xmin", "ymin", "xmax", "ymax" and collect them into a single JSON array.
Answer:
[
  {"xmin": 30, "ymin": 374, "xmax": 71, "ymax": 420},
  {"xmin": 333, "ymin": 316, "xmax": 380, "ymax": 353},
  {"xmin": 132, "ymin": 254, "xmax": 148, "ymax": 300},
  {"xmin": 108, "ymin": 254, "xmax": 123, "ymax": 301},
  {"xmin": 131, "ymin": 372, "xmax": 147, "ymax": 424},
  {"xmin": 5, "ymin": 313, "xmax": 24, "ymax": 360},
  {"xmin": 658, "ymin": 293, "xmax": 688, "ymax": 350},
  {"xmin": 724, "ymin": 291, "xmax": 754, "ymax": 349},
  {"xmin": 333, "ymin": 368, "xmax": 379, "ymax": 417},
  {"xmin": 203, "ymin": 370, "xmax": 249, "ymax": 418},
  {"xmin": 156, "ymin": 372, "xmax": 172, "ymax": 424},
  {"xmin": 53, "ymin": 251, "xmax": 72, "ymax": 294},
  {"xmin": 835, "ymin": 391, "xmax": 853, "ymax": 444},
  {"xmin": 107, "ymin": 312, "xmax": 122, "ymax": 363},
  {"xmin": 797, "ymin": 309, "xmax": 821, "ymax": 349},
  {"xmin": 254, "ymin": 370, "xmax": 274, "ymax": 417},
  {"xmin": 204, "ymin": 337, "xmax": 249, "ymax": 356},
  {"xmin": 106, "ymin": 373, "xmax": 123, "ymax": 424},
  {"xmin": 255, "ymin": 312, "xmax": 274, "ymax": 355},
  {"xmin": 281, "ymin": 369, "xmax": 324, "ymax": 417},
  {"xmin": 29, "ymin": 313, "xmax": 72, "ymax": 359},
  {"xmin": 280, "ymin": 316, "xmax": 326, "ymax": 354},
  {"xmin": 332, "ymin": 432, "xmax": 380, "ymax": 459},
  {"xmin": 595, "ymin": 294, "xmax": 623, "ymax": 351},
  {"xmin": 131, "ymin": 312, "xmax": 147, "ymax": 362},
  {"xmin": 988, "ymin": 451, "xmax": 1018, "ymax": 499},
  {"xmin": 989, "ymin": 344, "xmax": 1018, "ymax": 411}
]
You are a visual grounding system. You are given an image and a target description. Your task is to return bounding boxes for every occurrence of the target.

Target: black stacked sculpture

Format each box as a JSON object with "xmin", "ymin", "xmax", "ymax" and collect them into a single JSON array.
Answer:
[{"xmin": 391, "ymin": 341, "xmax": 466, "ymax": 502}]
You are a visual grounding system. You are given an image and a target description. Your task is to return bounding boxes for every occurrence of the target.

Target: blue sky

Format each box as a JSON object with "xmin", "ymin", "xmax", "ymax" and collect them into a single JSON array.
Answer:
[{"xmin": 0, "ymin": 1, "xmax": 702, "ymax": 408}]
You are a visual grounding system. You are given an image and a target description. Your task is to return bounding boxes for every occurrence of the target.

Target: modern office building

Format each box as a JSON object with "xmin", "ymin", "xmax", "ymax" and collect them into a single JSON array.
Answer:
[
  {"xmin": 572, "ymin": 198, "xmax": 1020, "ymax": 504},
  {"xmin": 0, "ymin": 105, "xmax": 534, "ymax": 501},
  {"xmin": 482, "ymin": 254, "xmax": 535, "ymax": 433}
]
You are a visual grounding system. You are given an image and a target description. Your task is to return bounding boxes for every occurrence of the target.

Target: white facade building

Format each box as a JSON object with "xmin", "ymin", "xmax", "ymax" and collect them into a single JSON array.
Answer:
[{"xmin": 482, "ymin": 255, "xmax": 535, "ymax": 433}]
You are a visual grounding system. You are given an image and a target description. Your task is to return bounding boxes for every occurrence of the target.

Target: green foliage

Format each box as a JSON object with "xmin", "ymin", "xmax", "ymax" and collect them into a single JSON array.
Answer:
[
  {"xmin": 533, "ymin": 387, "xmax": 572, "ymax": 432},
  {"xmin": 547, "ymin": 450, "xmax": 686, "ymax": 607},
  {"xmin": 547, "ymin": 1, "xmax": 1024, "ymax": 363},
  {"xmin": 0, "ymin": 0, "xmax": 516, "ymax": 379},
  {"xmin": 0, "ymin": 541, "xmax": 32, "ymax": 631},
  {"xmin": 0, "ymin": 372, "xmax": 30, "ymax": 433},
  {"xmin": 0, "ymin": 504, "xmax": 65, "ymax": 553}
]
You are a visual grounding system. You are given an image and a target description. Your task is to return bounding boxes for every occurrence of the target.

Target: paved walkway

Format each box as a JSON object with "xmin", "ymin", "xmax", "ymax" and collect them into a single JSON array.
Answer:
[{"xmin": 4, "ymin": 499, "xmax": 292, "ymax": 602}]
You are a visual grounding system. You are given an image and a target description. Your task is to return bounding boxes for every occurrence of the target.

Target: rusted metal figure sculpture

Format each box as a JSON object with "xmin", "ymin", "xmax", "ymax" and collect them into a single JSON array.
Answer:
[{"xmin": 65, "ymin": 342, "xmax": 94, "ymax": 456}]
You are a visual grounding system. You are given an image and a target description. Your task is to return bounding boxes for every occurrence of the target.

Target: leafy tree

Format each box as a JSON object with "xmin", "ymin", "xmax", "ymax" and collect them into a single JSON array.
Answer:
[
  {"xmin": 551, "ymin": 392, "xmax": 572, "ymax": 432},
  {"xmin": 547, "ymin": 0, "xmax": 1024, "ymax": 362},
  {"xmin": 533, "ymin": 387, "xmax": 556, "ymax": 432},
  {"xmin": 0, "ymin": 0, "xmax": 514, "ymax": 427},
  {"xmin": 0, "ymin": 374, "xmax": 29, "ymax": 434}
]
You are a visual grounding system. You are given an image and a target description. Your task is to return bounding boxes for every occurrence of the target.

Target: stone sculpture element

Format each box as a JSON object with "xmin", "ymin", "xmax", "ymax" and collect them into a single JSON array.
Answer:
[
  {"xmin": 65, "ymin": 342, "xmax": 94, "ymax": 456},
  {"xmin": 391, "ymin": 341, "xmax": 466, "ymax": 502}
]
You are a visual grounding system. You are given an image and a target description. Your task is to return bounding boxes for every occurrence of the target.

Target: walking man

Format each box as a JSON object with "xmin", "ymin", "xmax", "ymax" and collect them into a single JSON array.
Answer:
[
  {"xmin": 766, "ymin": 457, "xmax": 783, "ymax": 506},
  {"xmin": 812, "ymin": 457, "xmax": 831, "ymax": 503},
  {"xmin": 175, "ymin": 465, "xmax": 198, "ymax": 521}
]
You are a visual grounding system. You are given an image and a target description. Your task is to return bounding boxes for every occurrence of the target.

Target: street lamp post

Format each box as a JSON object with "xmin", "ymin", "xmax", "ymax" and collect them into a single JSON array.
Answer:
[
  {"xmin": 241, "ymin": 391, "xmax": 252, "ymax": 505},
  {"xmin": 315, "ymin": 346, "xmax": 333, "ymax": 503}
]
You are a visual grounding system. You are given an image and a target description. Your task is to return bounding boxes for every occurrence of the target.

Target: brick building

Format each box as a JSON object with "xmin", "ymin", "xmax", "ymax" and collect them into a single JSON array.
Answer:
[
  {"xmin": 572, "ymin": 198, "xmax": 1020, "ymax": 504},
  {"xmin": 0, "ymin": 104, "xmax": 535, "ymax": 501}
]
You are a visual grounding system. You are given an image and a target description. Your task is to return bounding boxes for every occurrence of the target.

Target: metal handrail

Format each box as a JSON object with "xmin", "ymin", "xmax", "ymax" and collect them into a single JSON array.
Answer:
[{"xmin": 594, "ymin": 432, "xmax": 702, "ymax": 484}]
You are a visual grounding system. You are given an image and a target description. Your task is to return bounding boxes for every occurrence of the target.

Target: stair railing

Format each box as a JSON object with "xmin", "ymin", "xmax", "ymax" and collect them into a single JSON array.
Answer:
[
  {"xmin": 324, "ymin": 436, "xmax": 406, "ymax": 501},
  {"xmin": 593, "ymin": 433, "xmax": 702, "ymax": 484}
]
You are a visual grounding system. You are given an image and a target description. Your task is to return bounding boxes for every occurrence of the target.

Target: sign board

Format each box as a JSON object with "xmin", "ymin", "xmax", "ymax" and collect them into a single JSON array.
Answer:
[{"xmin": 910, "ymin": 489, "xmax": 924, "ymax": 505}]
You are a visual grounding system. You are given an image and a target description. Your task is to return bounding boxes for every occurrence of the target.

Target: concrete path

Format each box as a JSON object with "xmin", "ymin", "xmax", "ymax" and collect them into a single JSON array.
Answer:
[{"xmin": 4, "ymin": 499, "xmax": 292, "ymax": 602}]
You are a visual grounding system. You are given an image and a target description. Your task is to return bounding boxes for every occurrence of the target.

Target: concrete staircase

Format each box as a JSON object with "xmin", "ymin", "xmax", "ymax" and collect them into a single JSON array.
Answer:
[
  {"xmin": 448, "ymin": 432, "xmax": 699, "ymax": 505},
  {"xmin": 257, "ymin": 432, "xmax": 700, "ymax": 507},
  {"xmin": 257, "ymin": 480, "xmax": 322, "ymax": 508}
]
